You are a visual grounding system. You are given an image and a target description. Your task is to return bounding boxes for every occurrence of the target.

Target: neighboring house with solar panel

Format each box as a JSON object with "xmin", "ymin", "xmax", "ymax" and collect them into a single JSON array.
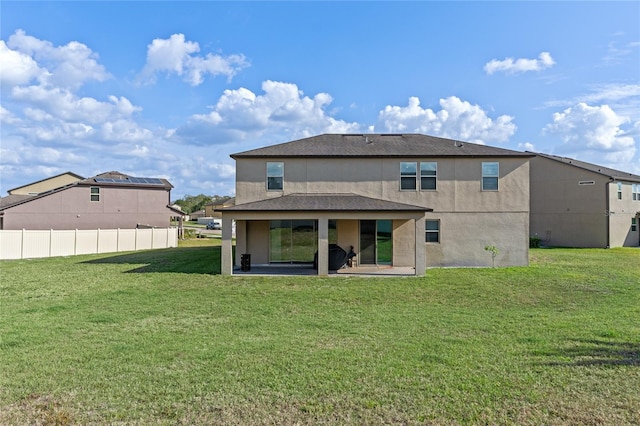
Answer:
[
  {"xmin": 220, "ymin": 134, "xmax": 534, "ymax": 276},
  {"xmin": 0, "ymin": 171, "xmax": 183, "ymax": 230},
  {"xmin": 530, "ymin": 153, "xmax": 640, "ymax": 248}
]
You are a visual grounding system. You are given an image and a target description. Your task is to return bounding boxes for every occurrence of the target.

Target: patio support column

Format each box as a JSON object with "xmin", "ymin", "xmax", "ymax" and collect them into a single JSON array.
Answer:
[
  {"xmin": 221, "ymin": 216, "xmax": 234, "ymax": 275},
  {"xmin": 318, "ymin": 216, "xmax": 329, "ymax": 276},
  {"xmin": 415, "ymin": 214, "xmax": 426, "ymax": 276}
]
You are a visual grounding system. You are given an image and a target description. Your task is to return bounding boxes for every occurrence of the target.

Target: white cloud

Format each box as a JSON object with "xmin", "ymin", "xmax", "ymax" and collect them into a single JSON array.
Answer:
[
  {"xmin": 139, "ymin": 33, "xmax": 249, "ymax": 86},
  {"xmin": 484, "ymin": 52, "xmax": 555, "ymax": 75},
  {"xmin": 0, "ymin": 40, "xmax": 46, "ymax": 87},
  {"xmin": 518, "ymin": 142, "xmax": 536, "ymax": 152},
  {"xmin": 6, "ymin": 30, "xmax": 110, "ymax": 90},
  {"xmin": 377, "ymin": 96, "xmax": 517, "ymax": 144},
  {"xmin": 544, "ymin": 102, "xmax": 637, "ymax": 172},
  {"xmin": 176, "ymin": 80, "xmax": 361, "ymax": 145}
]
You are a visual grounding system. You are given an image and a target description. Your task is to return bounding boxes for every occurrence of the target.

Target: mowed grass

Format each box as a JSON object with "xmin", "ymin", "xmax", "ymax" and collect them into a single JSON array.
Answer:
[{"xmin": 0, "ymin": 241, "xmax": 638, "ymax": 425}]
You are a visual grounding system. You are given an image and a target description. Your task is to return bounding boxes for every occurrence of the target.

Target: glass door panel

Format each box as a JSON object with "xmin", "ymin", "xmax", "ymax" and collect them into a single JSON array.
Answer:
[
  {"xmin": 377, "ymin": 220, "xmax": 393, "ymax": 265},
  {"xmin": 269, "ymin": 220, "xmax": 291, "ymax": 263},
  {"xmin": 360, "ymin": 220, "xmax": 376, "ymax": 264},
  {"xmin": 291, "ymin": 220, "xmax": 317, "ymax": 263}
]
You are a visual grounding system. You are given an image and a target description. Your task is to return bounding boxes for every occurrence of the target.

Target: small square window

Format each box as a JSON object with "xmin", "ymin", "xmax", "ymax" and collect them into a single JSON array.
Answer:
[
  {"xmin": 425, "ymin": 220, "xmax": 440, "ymax": 243},
  {"xmin": 267, "ymin": 162, "xmax": 284, "ymax": 191},
  {"xmin": 90, "ymin": 186, "xmax": 100, "ymax": 202},
  {"xmin": 482, "ymin": 162, "xmax": 499, "ymax": 191}
]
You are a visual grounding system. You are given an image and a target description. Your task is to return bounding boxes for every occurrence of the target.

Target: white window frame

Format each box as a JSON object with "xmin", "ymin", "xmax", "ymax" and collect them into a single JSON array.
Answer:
[
  {"xmin": 400, "ymin": 162, "xmax": 417, "ymax": 191},
  {"xmin": 617, "ymin": 182, "xmax": 622, "ymax": 200},
  {"xmin": 420, "ymin": 162, "xmax": 437, "ymax": 191},
  {"xmin": 425, "ymin": 219, "xmax": 440, "ymax": 243},
  {"xmin": 267, "ymin": 162, "xmax": 284, "ymax": 191},
  {"xmin": 90, "ymin": 186, "xmax": 100, "ymax": 202},
  {"xmin": 482, "ymin": 162, "xmax": 499, "ymax": 191},
  {"xmin": 632, "ymin": 184, "xmax": 639, "ymax": 201},
  {"xmin": 632, "ymin": 217, "xmax": 637, "ymax": 232}
]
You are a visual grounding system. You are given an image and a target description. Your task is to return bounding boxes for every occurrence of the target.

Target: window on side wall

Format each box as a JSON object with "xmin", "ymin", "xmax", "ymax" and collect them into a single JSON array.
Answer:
[
  {"xmin": 482, "ymin": 162, "xmax": 499, "ymax": 191},
  {"xmin": 617, "ymin": 182, "xmax": 622, "ymax": 200},
  {"xmin": 425, "ymin": 220, "xmax": 440, "ymax": 243},
  {"xmin": 400, "ymin": 162, "xmax": 417, "ymax": 190},
  {"xmin": 90, "ymin": 186, "xmax": 100, "ymax": 202},
  {"xmin": 633, "ymin": 184, "xmax": 638, "ymax": 200},
  {"xmin": 632, "ymin": 218, "xmax": 637, "ymax": 232},
  {"xmin": 420, "ymin": 162, "xmax": 437, "ymax": 191},
  {"xmin": 267, "ymin": 162, "xmax": 284, "ymax": 191}
]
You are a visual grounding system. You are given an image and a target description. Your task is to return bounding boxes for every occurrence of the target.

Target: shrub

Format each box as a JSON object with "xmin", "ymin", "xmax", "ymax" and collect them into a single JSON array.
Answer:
[{"xmin": 530, "ymin": 236, "xmax": 541, "ymax": 248}]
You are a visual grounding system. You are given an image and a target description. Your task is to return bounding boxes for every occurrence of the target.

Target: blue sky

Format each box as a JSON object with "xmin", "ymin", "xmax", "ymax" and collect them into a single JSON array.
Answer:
[{"xmin": 2, "ymin": 1, "xmax": 639, "ymax": 199}]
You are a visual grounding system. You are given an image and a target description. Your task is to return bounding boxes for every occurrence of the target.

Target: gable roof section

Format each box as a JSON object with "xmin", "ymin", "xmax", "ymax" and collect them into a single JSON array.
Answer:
[
  {"xmin": 222, "ymin": 193, "xmax": 432, "ymax": 212},
  {"xmin": 7, "ymin": 171, "xmax": 85, "ymax": 195},
  {"xmin": 232, "ymin": 134, "xmax": 534, "ymax": 159},
  {"xmin": 533, "ymin": 152, "xmax": 640, "ymax": 183}
]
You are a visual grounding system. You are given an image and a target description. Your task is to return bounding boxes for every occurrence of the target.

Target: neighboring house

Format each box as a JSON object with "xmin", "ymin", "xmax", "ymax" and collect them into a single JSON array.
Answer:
[
  {"xmin": 530, "ymin": 153, "xmax": 640, "ymax": 248},
  {"xmin": 0, "ymin": 171, "xmax": 183, "ymax": 230},
  {"xmin": 220, "ymin": 134, "xmax": 534, "ymax": 276},
  {"xmin": 189, "ymin": 210, "xmax": 206, "ymax": 220},
  {"xmin": 204, "ymin": 197, "xmax": 235, "ymax": 218}
]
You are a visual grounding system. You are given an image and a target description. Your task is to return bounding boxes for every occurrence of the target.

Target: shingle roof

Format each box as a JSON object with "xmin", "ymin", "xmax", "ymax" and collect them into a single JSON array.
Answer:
[
  {"xmin": 533, "ymin": 152, "xmax": 640, "ymax": 183},
  {"xmin": 231, "ymin": 134, "xmax": 534, "ymax": 159},
  {"xmin": 0, "ymin": 194, "xmax": 35, "ymax": 209},
  {"xmin": 222, "ymin": 193, "xmax": 432, "ymax": 212}
]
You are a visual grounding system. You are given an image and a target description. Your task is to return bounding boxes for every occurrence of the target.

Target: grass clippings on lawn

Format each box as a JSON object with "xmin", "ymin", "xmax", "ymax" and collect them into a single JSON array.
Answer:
[{"xmin": 1, "ymin": 241, "xmax": 639, "ymax": 425}]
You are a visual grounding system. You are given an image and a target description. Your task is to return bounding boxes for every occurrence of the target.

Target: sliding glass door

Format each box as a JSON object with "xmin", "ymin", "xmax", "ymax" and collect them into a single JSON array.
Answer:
[
  {"xmin": 269, "ymin": 220, "xmax": 317, "ymax": 263},
  {"xmin": 359, "ymin": 220, "xmax": 392, "ymax": 265}
]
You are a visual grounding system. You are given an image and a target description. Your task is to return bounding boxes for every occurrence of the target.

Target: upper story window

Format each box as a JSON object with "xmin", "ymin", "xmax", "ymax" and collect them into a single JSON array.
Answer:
[
  {"xmin": 400, "ymin": 162, "xmax": 417, "ymax": 190},
  {"xmin": 267, "ymin": 162, "xmax": 284, "ymax": 191},
  {"xmin": 617, "ymin": 182, "xmax": 622, "ymax": 200},
  {"xmin": 482, "ymin": 162, "xmax": 499, "ymax": 191},
  {"xmin": 633, "ymin": 184, "xmax": 639, "ymax": 201},
  {"xmin": 420, "ymin": 162, "xmax": 437, "ymax": 191},
  {"xmin": 90, "ymin": 186, "xmax": 100, "ymax": 202}
]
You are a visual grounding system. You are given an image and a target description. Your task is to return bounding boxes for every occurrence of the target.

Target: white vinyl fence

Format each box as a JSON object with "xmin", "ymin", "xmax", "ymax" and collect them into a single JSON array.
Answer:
[{"xmin": 0, "ymin": 228, "xmax": 179, "ymax": 260}]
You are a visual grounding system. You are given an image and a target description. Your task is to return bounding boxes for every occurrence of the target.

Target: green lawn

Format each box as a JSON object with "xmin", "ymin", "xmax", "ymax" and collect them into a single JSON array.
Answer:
[{"xmin": 1, "ymin": 242, "xmax": 638, "ymax": 425}]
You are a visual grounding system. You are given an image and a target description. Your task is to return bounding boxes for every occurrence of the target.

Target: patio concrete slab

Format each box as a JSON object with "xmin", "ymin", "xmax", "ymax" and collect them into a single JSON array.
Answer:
[{"xmin": 232, "ymin": 264, "xmax": 416, "ymax": 277}]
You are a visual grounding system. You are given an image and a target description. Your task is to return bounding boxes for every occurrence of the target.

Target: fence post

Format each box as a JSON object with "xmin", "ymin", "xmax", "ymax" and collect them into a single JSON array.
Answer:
[
  {"xmin": 22, "ymin": 229, "xmax": 26, "ymax": 260},
  {"xmin": 74, "ymin": 229, "xmax": 78, "ymax": 255},
  {"xmin": 97, "ymin": 228, "xmax": 100, "ymax": 253},
  {"xmin": 50, "ymin": 229, "xmax": 53, "ymax": 257}
]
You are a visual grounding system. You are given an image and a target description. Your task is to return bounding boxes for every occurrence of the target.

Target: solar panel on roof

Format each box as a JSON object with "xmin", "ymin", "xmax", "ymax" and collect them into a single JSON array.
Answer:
[{"xmin": 94, "ymin": 176, "xmax": 164, "ymax": 185}]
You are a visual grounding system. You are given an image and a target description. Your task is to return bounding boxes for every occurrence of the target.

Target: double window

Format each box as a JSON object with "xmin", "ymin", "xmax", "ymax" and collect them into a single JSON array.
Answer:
[
  {"xmin": 425, "ymin": 220, "xmax": 440, "ymax": 243},
  {"xmin": 90, "ymin": 186, "xmax": 100, "ymax": 202},
  {"xmin": 267, "ymin": 162, "xmax": 284, "ymax": 191},
  {"xmin": 400, "ymin": 162, "xmax": 437, "ymax": 191},
  {"xmin": 482, "ymin": 162, "xmax": 499, "ymax": 191}
]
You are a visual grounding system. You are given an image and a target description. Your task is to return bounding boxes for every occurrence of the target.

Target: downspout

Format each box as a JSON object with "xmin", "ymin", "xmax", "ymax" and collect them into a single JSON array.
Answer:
[{"xmin": 605, "ymin": 178, "xmax": 612, "ymax": 248}]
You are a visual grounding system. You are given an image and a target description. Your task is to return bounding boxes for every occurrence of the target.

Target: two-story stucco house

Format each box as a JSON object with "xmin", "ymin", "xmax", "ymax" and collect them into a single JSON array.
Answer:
[
  {"xmin": 530, "ymin": 153, "xmax": 640, "ymax": 248},
  {"xmin": 220, "ymin": 134, "xmax": 533, "ymax": 276},
  {"xmin": 0, "ymin": 171, "xmax": 183, "ymax": 230}
]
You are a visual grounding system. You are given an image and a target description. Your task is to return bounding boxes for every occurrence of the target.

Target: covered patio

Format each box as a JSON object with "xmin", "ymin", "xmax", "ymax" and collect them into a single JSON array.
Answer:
[{"xmin": 220, "ymin": 194, "xmax": 431, "ymax": 277}]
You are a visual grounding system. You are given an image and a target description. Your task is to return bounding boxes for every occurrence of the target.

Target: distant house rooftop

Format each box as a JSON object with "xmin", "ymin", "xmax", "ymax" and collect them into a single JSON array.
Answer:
[{"xmin": 532, "ymin": 152, "xmax": 640, "ymax": 183}]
